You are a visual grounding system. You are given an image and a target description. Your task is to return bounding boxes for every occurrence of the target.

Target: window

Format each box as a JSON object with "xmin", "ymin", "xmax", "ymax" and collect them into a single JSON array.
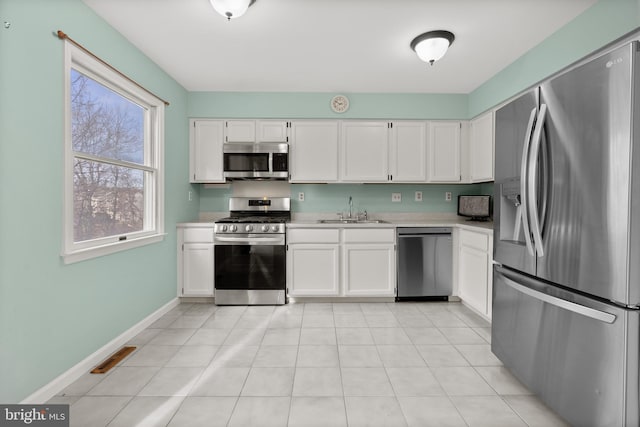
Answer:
[{"xmin": 63, "ymin": 42, "xmax": 164, "ymax": 263}]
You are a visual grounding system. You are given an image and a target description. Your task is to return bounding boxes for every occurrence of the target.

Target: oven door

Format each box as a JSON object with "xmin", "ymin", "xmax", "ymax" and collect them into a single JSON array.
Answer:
[{"xmin": 214, "ymin": 233, "xmax": 286, "ymax": 304}]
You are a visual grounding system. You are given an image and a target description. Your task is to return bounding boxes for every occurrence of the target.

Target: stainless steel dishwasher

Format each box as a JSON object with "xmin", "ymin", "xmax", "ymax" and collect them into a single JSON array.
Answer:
[{"xmin": 396, "ymin": 227, "xmax": 452, "ymax": 301}]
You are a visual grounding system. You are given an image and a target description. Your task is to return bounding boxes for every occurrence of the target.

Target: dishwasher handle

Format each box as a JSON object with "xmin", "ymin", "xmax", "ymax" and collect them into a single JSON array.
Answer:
[{"xmin": 397, "ymin": 227, "xmax": 452, "ymax": 236}]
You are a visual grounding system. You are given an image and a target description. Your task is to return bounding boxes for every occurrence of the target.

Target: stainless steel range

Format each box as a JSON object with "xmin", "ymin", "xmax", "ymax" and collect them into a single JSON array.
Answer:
[{"xmin": 214, "ymin": 197, "xmax": 290, "ymax": 305}]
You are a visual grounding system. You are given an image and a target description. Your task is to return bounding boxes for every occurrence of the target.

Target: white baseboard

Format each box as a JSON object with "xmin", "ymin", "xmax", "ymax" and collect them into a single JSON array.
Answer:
[{"xmin": 21, "ymin": 297, "xmax": 180, "ymax": 404}]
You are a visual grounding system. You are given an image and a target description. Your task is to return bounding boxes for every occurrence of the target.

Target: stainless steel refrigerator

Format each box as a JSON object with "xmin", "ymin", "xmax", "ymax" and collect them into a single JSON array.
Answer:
[{"xmin": 492, "ymin": 38, "xmax": 640, "ymax": 427}]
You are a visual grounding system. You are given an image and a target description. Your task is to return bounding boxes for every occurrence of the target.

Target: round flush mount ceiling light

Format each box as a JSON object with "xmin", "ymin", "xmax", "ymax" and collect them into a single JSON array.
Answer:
[
  {"xmin": 210, "ymin": 0, "xmax": 256, "ymax": 20},
  {"xmin": 410, "ymin": 30, "xmax": 455, "ymax": 66}
]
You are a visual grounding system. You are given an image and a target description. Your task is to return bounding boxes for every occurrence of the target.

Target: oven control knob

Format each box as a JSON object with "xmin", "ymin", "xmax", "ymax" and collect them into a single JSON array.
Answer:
[
  {"xmin": 230, "ymin": 225, "xmax": 238, "ymax": 232},
  {"xmin": 220, "ymin": 225, "xmax": 228, "ymax": 232},
  {"xmin": 262, "ymin": 225, "xmax": 270, "ymax": 232},
  {"xmin": 271, "ymin": 225, "xmax": 279, "ymax": 232},
  {"xmin": 245, "ymin": 225, "xmax": 254, "ymax": 232}
]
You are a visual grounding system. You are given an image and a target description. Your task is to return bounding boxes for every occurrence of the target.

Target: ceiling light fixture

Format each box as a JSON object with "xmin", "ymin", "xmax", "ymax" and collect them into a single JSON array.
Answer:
[
  {"xmin": 410, "ymin": 30, "xmax": 455, "ymax": 66},
  {"xmin": 210, "ymin": 0, "xmax": 256, "ymax": 20}
]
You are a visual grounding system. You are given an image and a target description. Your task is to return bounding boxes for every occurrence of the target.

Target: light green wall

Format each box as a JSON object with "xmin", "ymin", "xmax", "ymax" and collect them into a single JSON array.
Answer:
[
  {"xmin": 199, "ymin": 184, "xmax": 490, "ymax": 214},
  {"xmin": 468, "ymin": 0, "xmax": 640, "ymax": 117},
  {"xmin": 188, "ymin": 92, "xmax": 468, "ymax": 120},
  {"xmin": 0, "ymin": 0, "xmax": 195, "ymax": 402}
]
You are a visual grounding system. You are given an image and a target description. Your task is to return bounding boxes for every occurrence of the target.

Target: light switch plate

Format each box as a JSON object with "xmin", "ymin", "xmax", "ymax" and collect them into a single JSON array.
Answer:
[{"xmin": 392, "ymin": 193, "xmax": 402, "ymax": 202}]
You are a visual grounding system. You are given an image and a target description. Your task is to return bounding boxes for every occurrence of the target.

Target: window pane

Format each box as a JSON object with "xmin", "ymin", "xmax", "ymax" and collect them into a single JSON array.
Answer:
[
  {"xmin": 71, "ymin": 69, "xmax": 144, "ymax": 164},
  {"xmin": 73, "ymin": 159, "xmax": 144, "ymax": 242}
]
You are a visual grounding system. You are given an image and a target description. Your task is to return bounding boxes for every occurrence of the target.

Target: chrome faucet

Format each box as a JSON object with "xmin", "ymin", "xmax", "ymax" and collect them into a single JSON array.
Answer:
[{"xmin": 348, "ymin": 196, "xmax": 353, "ymax": 219}]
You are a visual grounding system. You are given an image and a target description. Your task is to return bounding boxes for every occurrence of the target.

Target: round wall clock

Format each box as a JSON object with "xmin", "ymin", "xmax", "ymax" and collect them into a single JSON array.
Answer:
[{"xmin": 330, "ymin": 95, "xmax": 349, "ymax": 113}]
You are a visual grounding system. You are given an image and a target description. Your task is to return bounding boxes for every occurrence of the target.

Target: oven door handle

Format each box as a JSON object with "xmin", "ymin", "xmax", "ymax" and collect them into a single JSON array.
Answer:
[{"xmin": 214, "ymin": 235, "xmax": 285, "ymax": 245}]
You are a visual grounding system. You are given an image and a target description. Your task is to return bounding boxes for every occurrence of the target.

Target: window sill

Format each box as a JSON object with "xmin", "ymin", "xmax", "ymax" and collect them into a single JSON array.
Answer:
[{"xmin": 62, "ymin": 233, "xmax": 167, "ymax": 264}]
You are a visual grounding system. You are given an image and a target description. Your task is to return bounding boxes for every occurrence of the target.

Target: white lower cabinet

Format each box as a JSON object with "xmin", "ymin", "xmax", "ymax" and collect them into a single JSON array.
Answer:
[
  {"xmin": 457, "ymin": 228, "xmax": 493, "ymax": 319},
  {"xmin": 287, "ymin": 244, "xmax": 340, "ymax": 296},
  {"xmin": 182, "ymin": 243, "xmax": 215, "ymax": 296},
  {"xmin": 287, "ymin": 227, "xmax": 395, "ymax": 297},
  {"xmin": 177, "ymin": 225, "xmax": 215, "ymax": 297},
  {"xmin": 343, "ymin": 228, "xmax": 395, "ymax": 296},
  {"xmin": 287, "ymin": 228, "xmax": 340, "ymax": 297},
  {"xmin": 343, "ymin": 245, "xmax": 395, "ymax": 296}
]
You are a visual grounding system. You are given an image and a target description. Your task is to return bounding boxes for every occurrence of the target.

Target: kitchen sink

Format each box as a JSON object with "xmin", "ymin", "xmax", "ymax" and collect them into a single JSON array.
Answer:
[{"xmin": 317, "ymin": 219, "xmax": 389, "ymax": 224}]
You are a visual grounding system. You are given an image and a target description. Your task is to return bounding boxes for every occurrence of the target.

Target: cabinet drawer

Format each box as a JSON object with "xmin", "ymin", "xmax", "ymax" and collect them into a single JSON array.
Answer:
[
  {"xmin": 288, "ymin": 228, "xmax": 340, "ymax": 244},
  {"xmin": 343, "ymin": 228, "xmax": 395, "ymax": 243},
  {"xmin": 182, "ymin": 228, "xmax": 214, "ymax": 243},
  {"xmin": 460, "ymin": 229, "xmax": 489, "ymax": 251}
]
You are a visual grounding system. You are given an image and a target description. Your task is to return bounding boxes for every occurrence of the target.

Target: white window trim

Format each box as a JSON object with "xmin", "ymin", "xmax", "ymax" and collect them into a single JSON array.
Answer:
[{"xmin": 62, "ymin": 41, "xmax": 165, "ymax": 264}]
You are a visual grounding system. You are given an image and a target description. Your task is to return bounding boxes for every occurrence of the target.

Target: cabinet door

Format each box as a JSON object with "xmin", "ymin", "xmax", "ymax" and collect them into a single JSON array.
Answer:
[
  {"xmin": 470, "ymin": 111, "xmax": 494, "ymax": 182},
  {"xmin": 389, "ymin": 121, "xmax": 427, "ymax": 182},
  {"xmin": 257, "ymin": 120, "xmax": 289, "ymax": 142},
  {"xmin": 458, "ymin": 245, "xmax": 489, "ymax": 315},
  {"xmin": 190, "ymin": 119, "xmax": 224, "ymax": 183},
  {"xmin": 182, "ymin": 243, "xmax": 214, "ymax": 296},
  {"xmin": 287, "ymin": 244, "xmax": 340, "ymax": 296},
  {"xmin": 225, "ymin": 120, "xmax": 256, "ymax": 142},
  {"xmin": 427, "ymin": 121, "xmax": 461, "ymax": 182},
  {"xmin": 343, "ymin": 244, "xmax": 395, "ymax": 296},
  {"xmin": 290, "ymin": 121, "xmax": 339, "ymax": 182},
  {"xmin": 340, "ymin": 121, "xmax": 389, "ymax": 182}
]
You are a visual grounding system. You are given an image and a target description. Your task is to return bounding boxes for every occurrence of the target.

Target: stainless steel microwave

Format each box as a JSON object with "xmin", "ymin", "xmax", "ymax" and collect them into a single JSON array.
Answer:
[{"xmin": 223, "ymin": 142, "xmax": 289, "ymax": 180}]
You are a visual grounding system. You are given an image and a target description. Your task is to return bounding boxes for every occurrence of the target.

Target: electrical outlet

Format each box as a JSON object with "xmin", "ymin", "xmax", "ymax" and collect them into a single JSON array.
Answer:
[
  {"xmin": 188, "ymin": 191, "xmax": 193, "ymax": 201},
  {"xmin": 392, "ymin": 193, "xmax": 402, "ymax": 202},
  {"xmin": 298, "ymin": 192, "xmax": 305, "ymax": 201},
  {"xmin": 445, "ymin": 191, "xmax": 452, "ymax": 201},
  {"xmin": 415, "ymin": 191, "xmax": 423, "ymax": 202}
]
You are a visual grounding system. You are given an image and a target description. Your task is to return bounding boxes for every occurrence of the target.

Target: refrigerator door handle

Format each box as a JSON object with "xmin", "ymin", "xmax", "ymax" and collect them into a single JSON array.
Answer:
[
  {"xmin": 528, "ymin": 103, "xmax": 547, "ymax": 257},
  {"xmin": 519, "ymin": 108, "xmax": 537, "ymax": 256},
  {"xmin": 498, "ymin": 267, "xmax": 617, "ymax": 324}
]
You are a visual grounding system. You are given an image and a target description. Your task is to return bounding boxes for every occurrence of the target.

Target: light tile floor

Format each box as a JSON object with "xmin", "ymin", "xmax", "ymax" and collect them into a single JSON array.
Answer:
[{"xmin": 50, "ymin": 302, "xmax": 569, "ymax": 427}]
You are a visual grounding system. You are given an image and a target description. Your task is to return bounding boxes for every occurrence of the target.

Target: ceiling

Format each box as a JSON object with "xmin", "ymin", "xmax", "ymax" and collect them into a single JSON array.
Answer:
[{"xmin": 82, "ymin": 0, "xmax": 597, "ymax": 94}]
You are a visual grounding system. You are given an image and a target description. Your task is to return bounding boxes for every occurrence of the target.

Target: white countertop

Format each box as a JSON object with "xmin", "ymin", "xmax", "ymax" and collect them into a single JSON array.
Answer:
[
  {"xmin": 287, "ymin": 219, "xmax": 493, "ymax": 233},
  {"xmin": 178, "ymin": 212, "xmax": 493, "ymax": 234}
]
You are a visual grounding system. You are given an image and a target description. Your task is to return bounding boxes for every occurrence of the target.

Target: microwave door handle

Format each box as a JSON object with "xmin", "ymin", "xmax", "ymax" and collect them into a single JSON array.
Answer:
[
  {"xmin": 520, "ymin": 108, "xmax": 537, "ymax": 256},
  {"xmin": 528, "ymin": 103, "xmax": 547, "ymax": 257}
]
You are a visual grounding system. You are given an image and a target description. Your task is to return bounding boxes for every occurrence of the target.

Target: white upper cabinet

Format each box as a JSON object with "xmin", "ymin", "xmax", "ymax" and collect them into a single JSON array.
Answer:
[
  {"xmin": 258, "ymin": 120, "xmax": 289, "ymax": 142},
  {"xmin": 190, "ymin": 119, "xmax": 225, "ymax": 183},
  {"xmin": 469, "ymin": 111, "xmax": 495, "ymax": 182},
  {"xmin": 289, "ymin": 121, "xmax": 339, "ymax": 182},
  {"xmin": 389, "ymin": 121, "xmax": 427, "ymax": 182},
  {"xmin": 225, "ymin": 120, "xmax": 289, "ymax": 143},
  {"xmin": 225, "ymin": 120, "xmax": 256, "ymax": 142},
  {"xmin": 340, "ymin": 121, "xmax": 389, "ymax": 182},
  {"xmin": 427, "ymin": 121, "xmax": 461, "ymax": 182}
]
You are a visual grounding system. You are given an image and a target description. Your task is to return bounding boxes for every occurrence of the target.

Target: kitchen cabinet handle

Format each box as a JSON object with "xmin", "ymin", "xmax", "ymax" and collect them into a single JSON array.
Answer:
[{"xmin": 498, "ymin": 266, "xmax": 616, "ymax": 324}]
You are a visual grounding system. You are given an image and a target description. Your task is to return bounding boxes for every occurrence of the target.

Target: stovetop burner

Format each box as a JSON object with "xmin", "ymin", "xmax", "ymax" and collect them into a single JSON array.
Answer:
[
  {"xmin": 216, "ymin": 215, "xmax": 289, "ymax": 224},
  {"xmin": 214, "ymin": 196, "xmax": 291, "ymax": 234}
]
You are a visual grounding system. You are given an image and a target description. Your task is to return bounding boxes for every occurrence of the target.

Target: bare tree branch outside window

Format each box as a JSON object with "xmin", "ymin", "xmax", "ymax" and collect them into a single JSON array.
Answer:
[{"xmin": 70, "ymin": 70, "xmax": 146, "ymax": 242}]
